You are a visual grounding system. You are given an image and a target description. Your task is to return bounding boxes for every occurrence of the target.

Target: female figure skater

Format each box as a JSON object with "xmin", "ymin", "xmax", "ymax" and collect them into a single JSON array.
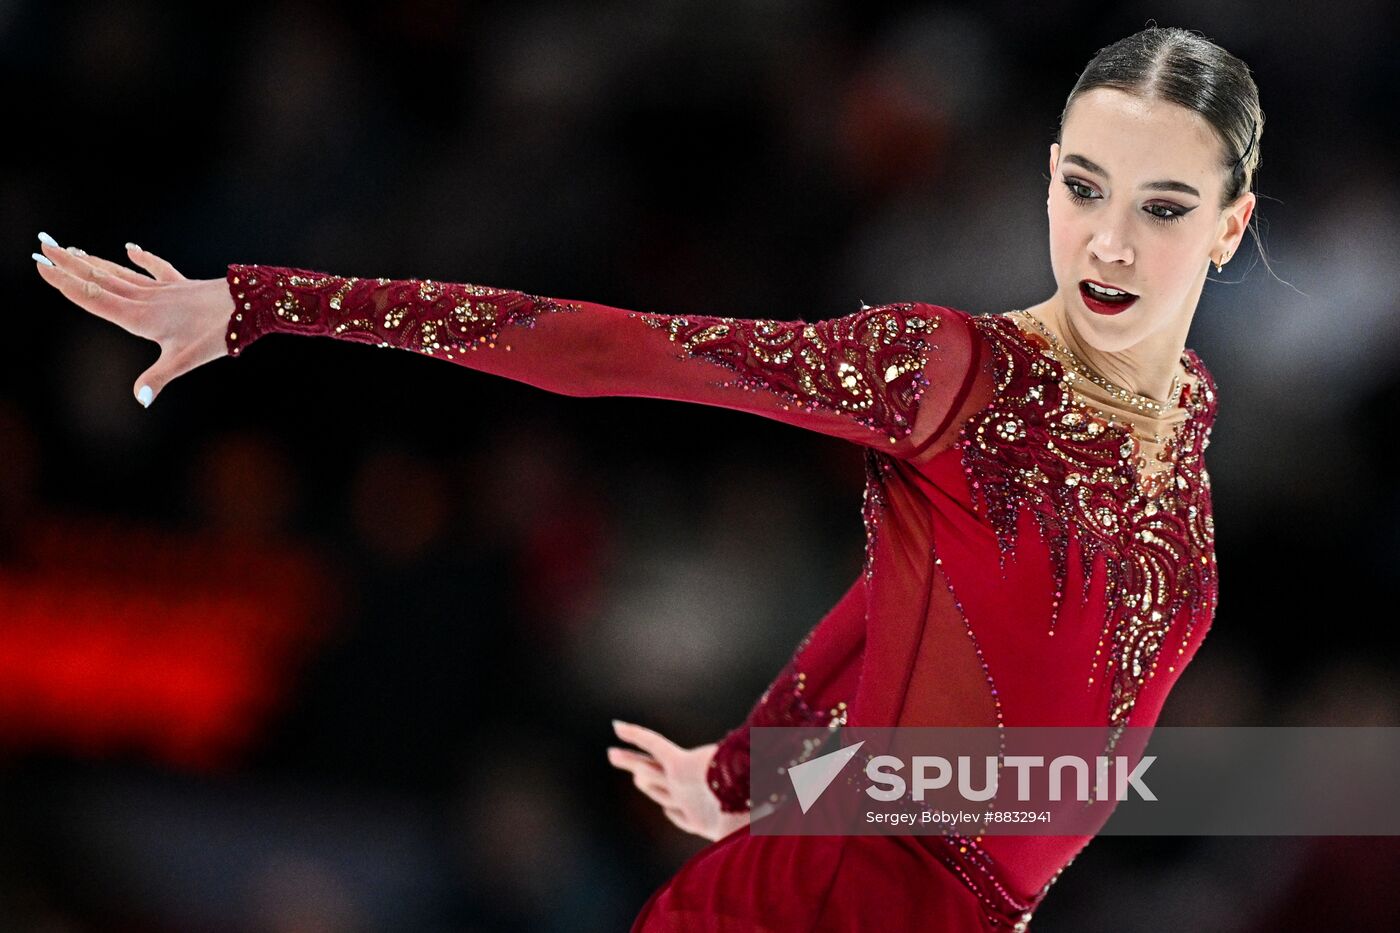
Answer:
[{"xmin": 34, "ymin": 24, "xmax": 1259, "ymax": 932}]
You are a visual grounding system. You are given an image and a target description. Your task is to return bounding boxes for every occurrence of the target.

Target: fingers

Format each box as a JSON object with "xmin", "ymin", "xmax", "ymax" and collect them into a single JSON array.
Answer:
[
  {"xmin": 608, "ymin": 750, "xmax": 670, "ymax": 797},
  {"xmin": 36, "ymin": 241, "xmax": 152, "ymax": 301},
  {"xmin": 125, "ymin": 242, "xmax": 185, "ymax": 282},
  {"xmin": 609, "ymin": 750, "xmax": 672, "ymax": 804},
  {"xmin": 612, "ymin": 720, "xmax": 679, "ymax": 764},
  {"xmin": 133, "ymin": 346, "xmax": 172, "ymax": 408},
  {"xmin": 633, "ymin": 773, "xmax": 672, "ymax": 804},
  {"xmin": 66, "ymin": 246, "xmax": 160, "ymax": 288},
  {"xmin": 607, "ymin": 746, "xmax": 662, "ymax": 775},
  {"xmin": 607, "ymin": 745, "xmax": 675, "ymax": 810},
  {"xmin": 607, "ymin": 725, "xmax": 704, "ymax": 836},
  {"xmin": 33, "ymin": 251, "xmax": 143, "ymax": 332}
]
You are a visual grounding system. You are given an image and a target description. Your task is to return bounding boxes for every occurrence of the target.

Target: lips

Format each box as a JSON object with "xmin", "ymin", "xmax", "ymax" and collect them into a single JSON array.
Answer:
[
  {"xmin": 1078, "ymin": 280, "xmax": 1139, "ymax": 315},
  {"xmin": 1081, "ymin": 278, "xmax": 1137, "ymax": 297}
]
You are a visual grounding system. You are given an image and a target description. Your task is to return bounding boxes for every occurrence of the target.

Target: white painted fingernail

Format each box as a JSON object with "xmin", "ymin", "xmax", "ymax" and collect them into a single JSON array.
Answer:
[
  {"xmin": 37, "ymin": 232, "xmax": 59, "ymax": 248},
  {"xmin": 137, "ymin": 385, "xmax": 153, "ymax": 408},
  {"xmin": 32, "ymin": 252, "xmax": 54, "ymax": 267},
  {"xmin": 125, "ymin": 242, "xmax": 141, "ymax": 252}
]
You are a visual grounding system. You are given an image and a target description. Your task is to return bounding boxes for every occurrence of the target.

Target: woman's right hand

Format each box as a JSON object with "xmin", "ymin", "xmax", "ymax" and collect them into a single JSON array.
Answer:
[
  {"xmin": 33, "ymin": 234, "xmax": 235, "ymax": 407},
  {"xmin": 608, "ymin": 720, "xmax": 750, "ymax": 842}
]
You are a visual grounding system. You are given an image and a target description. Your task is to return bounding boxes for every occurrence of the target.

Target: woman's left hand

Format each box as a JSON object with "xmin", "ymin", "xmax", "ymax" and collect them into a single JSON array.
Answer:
[
  {"xmin": 608, "ymin": 720, "xmax": 748, "ymax": 842},
  {"xmin": 32, "ymin": 234, "xmax": 235, "ymax": 407}
]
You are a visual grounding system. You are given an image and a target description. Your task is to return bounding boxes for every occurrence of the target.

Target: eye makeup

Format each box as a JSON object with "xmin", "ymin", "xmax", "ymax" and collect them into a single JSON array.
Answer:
[{"xmin": 1061, "ymin": 178, "xmax": 1194, "ymax": 226}]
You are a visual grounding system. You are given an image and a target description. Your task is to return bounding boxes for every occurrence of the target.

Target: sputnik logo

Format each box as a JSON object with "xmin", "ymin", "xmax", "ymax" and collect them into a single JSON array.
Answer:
[{"xmin": 788, "ymin": 740, "xmax": 865, "ymax": 813}]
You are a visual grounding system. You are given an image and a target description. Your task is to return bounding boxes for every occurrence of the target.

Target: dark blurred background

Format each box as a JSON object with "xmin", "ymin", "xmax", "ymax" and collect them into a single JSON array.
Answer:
[{"xmin": 3, "ymin": 1, "xmax": 1398, "ymax": 930}]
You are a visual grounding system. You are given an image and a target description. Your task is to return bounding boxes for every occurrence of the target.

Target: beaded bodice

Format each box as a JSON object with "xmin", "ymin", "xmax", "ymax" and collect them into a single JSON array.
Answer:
[{"xmin": 963, "ymin": 312, "xmax": 1218, "ymax": 736}]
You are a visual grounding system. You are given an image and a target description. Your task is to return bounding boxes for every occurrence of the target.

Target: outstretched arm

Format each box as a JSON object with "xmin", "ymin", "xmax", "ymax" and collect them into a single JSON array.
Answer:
[
  {"xmin": 706, "ymin": 571, "xmax": 867, "ymax": 813},
  {"xmin": 225, "ymin": 264, "xmax": 978, "ymax": 459},
  {"xmin": 31, "ymin": 238, "xmax": 981, "ymax": 452}
]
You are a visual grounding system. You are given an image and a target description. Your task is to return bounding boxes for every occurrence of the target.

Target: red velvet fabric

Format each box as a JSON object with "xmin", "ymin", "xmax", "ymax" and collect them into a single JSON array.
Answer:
[{"xmin": 225, "ymin": 265, "xmax": 1220, "ymax": 930}]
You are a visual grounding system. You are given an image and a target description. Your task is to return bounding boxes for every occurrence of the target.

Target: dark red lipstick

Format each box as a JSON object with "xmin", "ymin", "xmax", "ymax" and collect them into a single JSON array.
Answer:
[{"xmin": 1078, "ymin": 279, "xmax": 1139, "ymax": 315}]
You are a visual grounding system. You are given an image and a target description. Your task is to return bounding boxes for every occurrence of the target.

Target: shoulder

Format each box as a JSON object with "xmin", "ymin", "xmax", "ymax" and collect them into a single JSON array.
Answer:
[
  {"xmin": 901, "ymin": 303, "xmax": 990, "ymax": 363},
  {"xmin": 911, "ymin": 303, "xmax": 976, "ymax": 327},
  {"xmin": 919, "ymin": 306, "xmax": 1026, "ymax": 342},
  {"xmin": 859, "ymin": 303, "xmax": 1025, "ymax": 377},
  {"xmin": 904, "ymin": 303, "xmax": 985, "ymax": 341},
  {"xmin": 835, "ymin": 300, "xmax": 984, "ymax": 354},
  {"xmin": 915, "ymin": 305, "xmax": 1043, "ymax": 368}
]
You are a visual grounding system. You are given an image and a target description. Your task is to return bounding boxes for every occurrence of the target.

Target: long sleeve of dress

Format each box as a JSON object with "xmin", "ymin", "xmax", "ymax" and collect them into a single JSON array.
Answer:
[
  {"xmin": 223, "ymin": 265, "xmax": 975, "ymax": 459},
  {"xmin": 705, "ymin": 572, "xmax": 867, "ymax": 813}
]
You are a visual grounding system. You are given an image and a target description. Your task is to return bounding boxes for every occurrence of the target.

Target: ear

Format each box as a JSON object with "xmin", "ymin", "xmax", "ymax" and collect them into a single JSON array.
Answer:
[
  {"xmin": 1048, "ymin": 142, "xmax": 1059, "ymax": 207},
  {"xmin": 1215, "ymin": 190, "xmax": 1257, "ymax": 260}
]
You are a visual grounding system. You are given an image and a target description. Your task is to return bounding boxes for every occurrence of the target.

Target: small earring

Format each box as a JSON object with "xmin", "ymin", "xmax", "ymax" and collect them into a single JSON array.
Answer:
[{"xmin": 1214, "ymin": 251, "xmax": 1231, "ymax": 273}]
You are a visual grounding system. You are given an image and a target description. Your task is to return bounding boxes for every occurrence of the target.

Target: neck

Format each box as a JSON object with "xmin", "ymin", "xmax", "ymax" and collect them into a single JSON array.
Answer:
[{"xmin": 1026, "ymin": 297, "xmax": 1193, "ymax": 405}]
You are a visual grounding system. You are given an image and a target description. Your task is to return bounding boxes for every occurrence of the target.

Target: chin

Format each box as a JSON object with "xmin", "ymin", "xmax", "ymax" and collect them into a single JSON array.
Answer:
[{"xmin": 1061, "ymin": 289, "xmax": 1147, "ymax": 350}]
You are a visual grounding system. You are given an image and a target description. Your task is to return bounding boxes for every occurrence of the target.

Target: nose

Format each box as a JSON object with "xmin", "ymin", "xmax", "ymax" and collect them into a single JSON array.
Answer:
[{"xmin": 1089, "ymin": 221, "xmax": 1133, "ymax": 266}]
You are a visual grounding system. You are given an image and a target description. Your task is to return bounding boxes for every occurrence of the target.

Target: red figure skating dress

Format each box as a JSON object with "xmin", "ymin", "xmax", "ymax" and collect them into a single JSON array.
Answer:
[{"xmin": 224, "ymin": 265, "xmax": 1219, "ymax": 931}]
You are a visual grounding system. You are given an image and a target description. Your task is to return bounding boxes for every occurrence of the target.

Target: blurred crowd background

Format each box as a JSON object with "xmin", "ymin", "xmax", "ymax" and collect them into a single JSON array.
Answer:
[{"xmin": 4, "ymin": 0, "xmax": 1398, "ymax": 930}]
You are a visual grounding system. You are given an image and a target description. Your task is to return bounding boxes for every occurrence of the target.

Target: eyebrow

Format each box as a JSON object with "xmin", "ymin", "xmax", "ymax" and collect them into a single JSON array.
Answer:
[{"xmin": 1061, "ymin": 153, "xmax": 1201, "ymax": 198}]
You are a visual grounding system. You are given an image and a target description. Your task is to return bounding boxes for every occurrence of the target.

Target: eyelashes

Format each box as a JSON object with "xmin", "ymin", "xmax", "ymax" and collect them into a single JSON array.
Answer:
[{"xmin": 1061, "ymin": 179, "xmax": 1189, "ymax": 226}]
